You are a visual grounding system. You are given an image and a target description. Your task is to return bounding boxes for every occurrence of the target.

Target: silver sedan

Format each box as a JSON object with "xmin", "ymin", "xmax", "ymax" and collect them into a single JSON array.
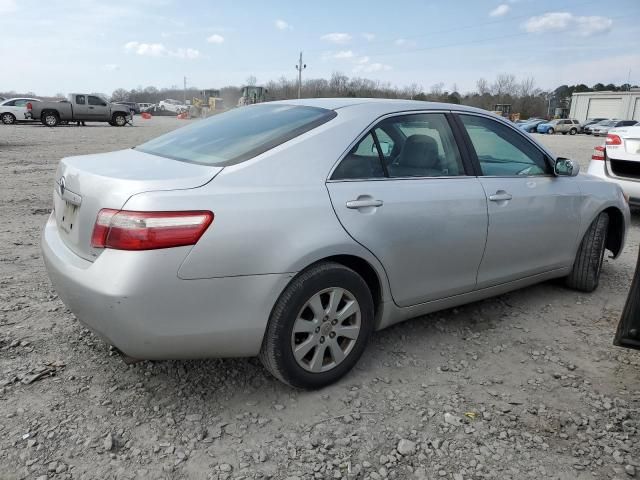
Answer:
[{"xmin": 42, "ymin": 99, "xmax": 630, "ymax": 388}]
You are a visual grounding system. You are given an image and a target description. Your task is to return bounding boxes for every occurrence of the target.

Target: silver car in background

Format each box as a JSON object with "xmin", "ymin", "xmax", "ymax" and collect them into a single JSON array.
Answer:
[{"xmin": 42, "ymin": 99, "xmax": 629, "ymax": 388}]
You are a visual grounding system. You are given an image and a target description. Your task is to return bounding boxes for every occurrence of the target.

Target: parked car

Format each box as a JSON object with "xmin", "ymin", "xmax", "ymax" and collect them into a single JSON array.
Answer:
[
  {"xmin": 518, "ymin": 119, "xmax": 546, "ymax": 133},
  {"xmin": 581, "ymin": 117, "xmax": 608, "ymax": 133},
  {"xmin": 615, "ymin": 240, "xmax": 640, "ymax": 351},
  {"xmin": 137, "ymin": 102, "xmax": 154, "ymax": 112},
  {"xmin": 115, "ymin": 101, "xmax": 140, "ymax": 115},
  {"xmin": 28, "ymin": 94, "xmax": 132, "ymax": 127},
  {"xmin": 537, "ymin": 118, "xmax": 581, "ymax": 135},
  {"xmin": 158, "ymin": 99, "xmax": 188, "ymax": 113},
  {"xmin": 593, "ymin": 120, "xmax": 638, "ymax": 137},
  {"xmin": 583, "ymin": 118, "xmax": 611, "ymax": 135},
  {"xmin": 588, "ymin": 125, "xmax": 640, "ymax": 207},
  {"xmin": 42, "ymin": 99, "xmax": 629, "ymax": 388},
  {"xmin": 0, "ymin": 97, "xmax": 41, "ymax": 124}
]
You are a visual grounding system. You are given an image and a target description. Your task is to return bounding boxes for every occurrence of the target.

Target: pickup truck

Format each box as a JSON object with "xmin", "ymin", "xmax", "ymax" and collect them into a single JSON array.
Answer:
[{"xmin": 27, "ymin": 94, "xmax": 132, "ymax": 127}]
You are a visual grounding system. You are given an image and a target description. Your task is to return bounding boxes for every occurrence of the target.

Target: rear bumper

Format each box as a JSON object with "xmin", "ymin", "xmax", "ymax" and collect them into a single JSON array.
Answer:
[
  {"xmin": 587, "ymin": 161, "xmax": 640, "ymax": 204},
  {"xmin": 41, "ymin": 214, "xmax": 293, "ymax": 359}
]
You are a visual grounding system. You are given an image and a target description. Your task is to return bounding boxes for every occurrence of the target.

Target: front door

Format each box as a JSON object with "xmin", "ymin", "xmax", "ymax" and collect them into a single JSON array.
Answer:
[
  {"xmin": 327, "ymin": 112, "xmax": 488, "ymax": 307},
  {"xmin": 87, "ymin": 95, "xmax": 109, "ymax": 120},
  {"xmin": 457, "ymin": 113, "xmax": 581, "ymax": 288}
]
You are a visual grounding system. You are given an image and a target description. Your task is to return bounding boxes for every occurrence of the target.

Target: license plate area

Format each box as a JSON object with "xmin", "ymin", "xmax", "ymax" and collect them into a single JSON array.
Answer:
[
  {"xmin": 58, "ymin": 201, "xmax": 79, "ymax": 235},
  {"xmin": 625, "ymin": 139, "xmax": 640, "ymax": 155}
]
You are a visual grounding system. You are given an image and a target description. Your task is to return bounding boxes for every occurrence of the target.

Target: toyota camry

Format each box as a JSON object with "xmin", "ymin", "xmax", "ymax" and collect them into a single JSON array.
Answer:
[{"xmin": 42, "ymin": 99, "xmax": 630, "ymax": 388}]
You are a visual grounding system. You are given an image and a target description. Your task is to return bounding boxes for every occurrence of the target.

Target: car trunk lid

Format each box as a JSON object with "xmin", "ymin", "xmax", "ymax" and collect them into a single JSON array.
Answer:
[{"xmin": 52, "ymin": 148, "xmax": 221, "ymax": 261}]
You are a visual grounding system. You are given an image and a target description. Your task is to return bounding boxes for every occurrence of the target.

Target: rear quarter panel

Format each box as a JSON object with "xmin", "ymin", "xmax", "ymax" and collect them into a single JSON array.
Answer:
[
  {"xmin": 122, "ymin": 108, "xmax": 394, "ymax": 300},
  {"xmin": 33, "ymin": 101, "xmax": 73, "ymax": 119}
]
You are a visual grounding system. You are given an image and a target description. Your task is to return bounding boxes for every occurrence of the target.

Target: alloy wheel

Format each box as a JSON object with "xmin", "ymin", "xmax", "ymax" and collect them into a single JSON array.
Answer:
[{"xmin": 291, "ymin": 287, "xmax": 361, "ymax": 373}]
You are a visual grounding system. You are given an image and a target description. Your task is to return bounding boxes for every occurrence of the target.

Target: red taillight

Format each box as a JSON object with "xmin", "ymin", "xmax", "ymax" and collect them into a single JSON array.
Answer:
[
  {"xmin": 26, "ymin": 102, "xmax": 32, "ymax": 110},
  {"xmin": 591, "ymin": 145, "xmax": 605, "ymax": 161},
  {"xmin": 91, "ymin": 209, "xmax": 213, "ymax": 250},
  {"xmin": 606, "ymin": 134, "xmax": 622, "ymax": 146}
]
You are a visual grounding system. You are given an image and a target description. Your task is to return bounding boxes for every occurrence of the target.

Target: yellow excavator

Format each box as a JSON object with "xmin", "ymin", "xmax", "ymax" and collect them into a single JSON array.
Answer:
[{"xmin": 191, "ymin": 89, "xmax": 225, "ymax": 117}]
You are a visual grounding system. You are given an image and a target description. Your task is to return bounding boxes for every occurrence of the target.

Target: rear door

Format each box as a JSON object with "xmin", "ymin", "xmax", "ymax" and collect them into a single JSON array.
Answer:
[
  {"xmin": 456, "ymin": 113, "xmax": 581, "ymax": 288},
  {"xmin": 73, "ymin": 95, "xmax": 88, "ymax": 119},
  {"xmin": 87, "ymin": 95, "xmax": 110, "ymax": 120},
  {"xmin": 327, "ymin": 112, "xmax": 488, "ymax": 307}
]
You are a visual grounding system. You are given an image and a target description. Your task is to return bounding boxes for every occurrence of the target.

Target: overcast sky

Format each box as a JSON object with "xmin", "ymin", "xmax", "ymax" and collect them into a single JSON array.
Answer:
[{"xmin": 1, "ymin": 0, "xmax": 638, "ymax": 96}]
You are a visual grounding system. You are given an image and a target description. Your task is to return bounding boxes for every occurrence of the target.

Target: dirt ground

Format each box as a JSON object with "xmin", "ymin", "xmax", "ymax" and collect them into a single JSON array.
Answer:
[{"xmin": 0, "ymin": 118, "xmax": 638, "ymax": 480}]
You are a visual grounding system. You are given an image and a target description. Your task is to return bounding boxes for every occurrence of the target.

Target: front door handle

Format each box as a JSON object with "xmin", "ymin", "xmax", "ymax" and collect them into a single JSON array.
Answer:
[
  {"xmin": 489, "ymin": 191, "xmax": 513, "ymax": 202},
  {"xmin": 346, "ymin": 199, "xmax": 383, "ymax": 209}
]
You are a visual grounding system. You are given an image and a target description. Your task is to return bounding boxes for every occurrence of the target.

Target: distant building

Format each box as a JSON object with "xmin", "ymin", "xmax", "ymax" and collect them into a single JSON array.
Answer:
[{"xmin": 569, "ymin": 90, "xmax": 640, "ymax": 122}]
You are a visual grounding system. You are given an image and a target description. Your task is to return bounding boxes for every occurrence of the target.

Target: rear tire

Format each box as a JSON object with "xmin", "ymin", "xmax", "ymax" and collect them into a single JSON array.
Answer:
[
  {"xmin": 42, "ymin": 111, "xmax": 59, "ymax": 127},
  {"xmin": 548, "ymin": 127, "xmax": 555, "ymax": 134},
  {"xmin": 112, "ymin": 113, "xmax": 127, "ymax": 126},
  {"xmin": 259, "ymin": 262, "xmax": 374, "ymax": 389},
  {"xmin": 565, "ymin": 212, "xmax": 609, "ymax": 293},
  {"xmin": 1, "ymin": 112, "xmax": 16, "ymax": 124}
]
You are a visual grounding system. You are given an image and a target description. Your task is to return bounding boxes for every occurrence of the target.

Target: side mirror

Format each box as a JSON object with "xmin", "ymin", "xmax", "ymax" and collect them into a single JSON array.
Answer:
[{"xmin": 555, "ymin": 158, "xmax": 580, "ymax": 177}]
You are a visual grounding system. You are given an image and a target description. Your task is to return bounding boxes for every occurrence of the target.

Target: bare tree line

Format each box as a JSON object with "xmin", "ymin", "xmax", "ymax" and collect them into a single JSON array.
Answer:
[{"xmin": 2, "ymin": 74, "xmax": 636, "ymax": 119}]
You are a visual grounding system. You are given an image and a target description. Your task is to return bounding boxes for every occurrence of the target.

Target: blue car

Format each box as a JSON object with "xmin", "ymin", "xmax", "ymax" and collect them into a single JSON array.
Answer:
[
  {"xmin": 537, "ymin": 119, "xmax": 560, "ymax": 134},
  {"xmin": 518, "ymin": 119, "xmax": 546, "ymax": 133}
]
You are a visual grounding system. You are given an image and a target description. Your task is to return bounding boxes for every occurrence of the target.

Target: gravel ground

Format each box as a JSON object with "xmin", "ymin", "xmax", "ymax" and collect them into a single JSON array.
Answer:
[{"xmin": 1, "ymin": 118, "xmax": 639, "ymax": 480}]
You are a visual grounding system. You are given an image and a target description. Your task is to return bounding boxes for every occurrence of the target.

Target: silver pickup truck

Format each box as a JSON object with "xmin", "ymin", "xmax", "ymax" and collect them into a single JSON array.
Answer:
[{"xmin": 28, "ymin": 93, "xmax": 132, "ymax": 127}]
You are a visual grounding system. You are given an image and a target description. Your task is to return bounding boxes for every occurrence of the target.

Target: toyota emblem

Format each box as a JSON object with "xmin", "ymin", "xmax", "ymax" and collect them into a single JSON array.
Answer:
[{"xmin": 59, "ymin": 177, "xmax": 66, "ymax": 197}]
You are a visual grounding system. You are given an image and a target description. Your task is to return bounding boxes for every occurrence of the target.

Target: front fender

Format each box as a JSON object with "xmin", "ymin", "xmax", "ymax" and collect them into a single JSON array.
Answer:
[{"xmin": 575, "ymin": 176, "xmax": 629, "ymax": 258}]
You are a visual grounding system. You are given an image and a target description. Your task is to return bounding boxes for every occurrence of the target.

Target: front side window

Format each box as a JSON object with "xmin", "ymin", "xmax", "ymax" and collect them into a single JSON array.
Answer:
[
  {"xmin": 88, "ymin": 96, "xmax": 105, "ymax": 106},
  {"xmin": 137, "ymin": 104, "xmax": 336, "ymax": 166},
  {"xmin": 459, "ymin": 114, "xmax": 550, "ymax": 176}
]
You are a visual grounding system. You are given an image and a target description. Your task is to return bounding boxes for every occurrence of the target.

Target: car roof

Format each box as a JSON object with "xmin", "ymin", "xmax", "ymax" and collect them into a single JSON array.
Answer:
[
  {"xmin": 269, "ymin": 97, "xmax": 486, "ymax": 115},
  {"xmin": 3, "ymin": 97, "xmax": 40, "ymax": 102}
]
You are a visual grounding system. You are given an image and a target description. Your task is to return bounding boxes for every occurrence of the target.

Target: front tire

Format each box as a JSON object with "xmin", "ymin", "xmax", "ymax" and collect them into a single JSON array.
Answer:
[
  {"xmin": 1, "ymin": 112, "xmax": 16, "ymax": 124},
  {"xmin": 548, "ymin": 127, "xmax": 555, "ymax": 134},
  {"xmin": 260, "ymin": 262, "xmax": 374, "ymax": 389},
  {"xmin": 565, "ymin": 212, "xmax": 609, "ymax": 292},
  {"xmin": 570, "ymin": 128, "xmax": 577, "ymax": 135}
]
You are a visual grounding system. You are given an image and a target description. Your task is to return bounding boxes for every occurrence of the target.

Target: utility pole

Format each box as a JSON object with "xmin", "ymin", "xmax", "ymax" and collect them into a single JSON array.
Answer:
[
  {"xmin": 183, "ymin": 76, "xmax": 187, "ymax": 105},
  {"xmin": 295, "ymin": 51, "xmax": 306, "ymax": 99}
]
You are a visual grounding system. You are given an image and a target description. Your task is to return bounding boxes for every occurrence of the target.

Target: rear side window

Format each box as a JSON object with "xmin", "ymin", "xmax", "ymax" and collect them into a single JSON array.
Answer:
[
  {"xmin": 137, "ymin": 104, "xmax": 336, "ymax": 166},
  {"xmin": 76, "ymin": 95, "xmax": 86, "ymax": 104},
  {"xmin": 332, "ymin": 133, "xmax": 385, "ymax": 180}
]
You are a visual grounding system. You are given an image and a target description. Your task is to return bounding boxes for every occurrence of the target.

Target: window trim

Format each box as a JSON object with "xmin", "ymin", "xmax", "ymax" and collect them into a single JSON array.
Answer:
[
  {"xmin": 452, "ymin": 112, "xmax": 556, "ymax": 179},
  {"xmin": 327, "ymin": 110, "xmax": 474, "ymax": 183}
]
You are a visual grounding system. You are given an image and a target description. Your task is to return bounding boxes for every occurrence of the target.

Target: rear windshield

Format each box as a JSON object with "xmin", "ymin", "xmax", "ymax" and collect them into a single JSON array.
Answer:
[{"xmin": 136, "ymin": 104, "xmax": 336, "ymax": 166}]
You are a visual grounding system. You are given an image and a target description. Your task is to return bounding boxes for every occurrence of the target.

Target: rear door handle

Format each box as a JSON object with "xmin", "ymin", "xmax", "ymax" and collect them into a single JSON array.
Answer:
[
  {"xmin": 489, "ymin": 192, "xmax": 512, "ymax": 202},
  {"xmin": 346, "ymin": 199, "xmax": 383, "ymax": 209}
]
